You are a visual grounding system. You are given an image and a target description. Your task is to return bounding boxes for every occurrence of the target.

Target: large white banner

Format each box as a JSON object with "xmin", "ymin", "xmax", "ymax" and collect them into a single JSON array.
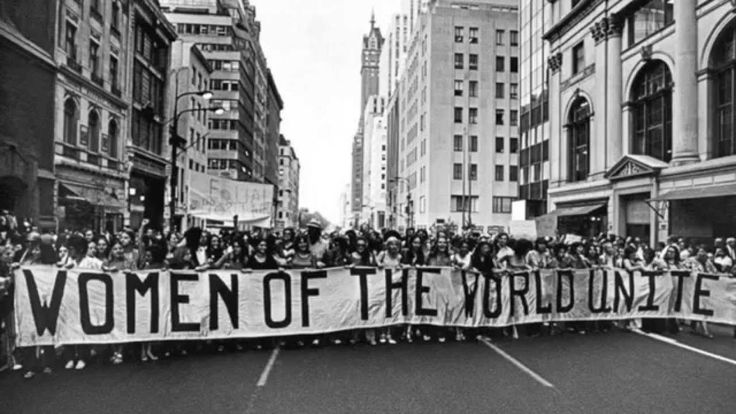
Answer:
[
  {"xmin": 13, "ymin": 266, "xmax": 736, "ymax": 347},
  {"xmin": 188, "ymin": 170, "xmax": 273, "ymax": 225}
]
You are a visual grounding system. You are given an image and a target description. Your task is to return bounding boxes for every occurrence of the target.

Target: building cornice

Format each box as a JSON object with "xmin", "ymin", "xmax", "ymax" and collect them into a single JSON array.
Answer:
[
  {"xmin": 544, "ymin": 0, "xmax": 606, "ymax": 42},
  {"xmin": 59, "ymin": 65, "xmax": 129, "ymax": 110}
]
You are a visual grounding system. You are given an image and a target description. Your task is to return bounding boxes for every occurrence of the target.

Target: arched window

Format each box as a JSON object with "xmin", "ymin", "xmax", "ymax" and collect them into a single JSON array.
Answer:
[
  {"xmin": 63, "ymin": 98, "xmax": 78, "ymax": 145},
  {"xmin": 630, "ymin": 60, "xmax": 672, "ymax": 162},
  {"xmin": 88, "ymin": 110, "xmax": 100, "ymax": 152},
  {"xmin": 108, "ymin": 119, "xmax": 118, "ymax": 158},
  {"xmin": 711, "ymin": 23, "xmax": 736, "ymax": 158},
  {"xmin": 568, "ymin": 97, "xmax": 590, "ymax": 182}
]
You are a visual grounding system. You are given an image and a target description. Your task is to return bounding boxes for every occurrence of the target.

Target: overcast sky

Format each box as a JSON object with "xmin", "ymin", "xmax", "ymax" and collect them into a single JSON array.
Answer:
[{"xmin": 252, "ymin": 0, "xmax": 400, "ymax": 224}]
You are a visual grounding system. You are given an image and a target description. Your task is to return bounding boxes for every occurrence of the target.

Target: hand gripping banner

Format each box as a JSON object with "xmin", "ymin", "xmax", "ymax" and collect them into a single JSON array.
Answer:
[{"xmin": 13, "ymin": 266, "xmax": 736, "ymax": 347}]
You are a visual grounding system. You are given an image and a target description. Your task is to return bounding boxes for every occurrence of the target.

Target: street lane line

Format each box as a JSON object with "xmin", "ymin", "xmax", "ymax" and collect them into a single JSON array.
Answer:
[
  {"xmin": 479, "ymin": 337, "xmax": 556, "ymax": 389},
  {"xmin": 635, "ymin": 331, "xmax": 736, "ymax": 367},
  {"xmin": 257, "ymin": 347, "xmax": 281, "ymax": 387}
]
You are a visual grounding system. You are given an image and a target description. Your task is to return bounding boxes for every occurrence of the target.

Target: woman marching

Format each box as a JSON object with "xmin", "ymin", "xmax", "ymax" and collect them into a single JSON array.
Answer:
[{"xmin": 375, "ymin": 236, "xmax": 403, "ymax": 345}]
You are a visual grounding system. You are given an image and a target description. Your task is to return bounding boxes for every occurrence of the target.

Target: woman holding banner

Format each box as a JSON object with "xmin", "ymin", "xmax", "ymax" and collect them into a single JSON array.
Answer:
[
  {"xmin": 425, "ymin": 236, "xmax": 453, "ymax": 343},
  {"xmin": 59, "ymin": 234, "xmax": 101, "ymax": 371},
  {"xmin": 375, "ymin": 237, "xmax": 402, "ymax": 345}
]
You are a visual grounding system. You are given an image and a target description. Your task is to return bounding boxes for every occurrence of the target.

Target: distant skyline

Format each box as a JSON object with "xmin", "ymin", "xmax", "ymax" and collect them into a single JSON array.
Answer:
[{"xmin": 253, "ymin": 0, "xmax": 401, "ymax": 224}]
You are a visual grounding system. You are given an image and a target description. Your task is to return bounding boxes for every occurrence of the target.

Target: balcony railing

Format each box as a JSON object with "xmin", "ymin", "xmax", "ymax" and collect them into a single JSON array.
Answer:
[
  {"xmin": 91, "ymin": 73, "xmax": 104, "ymax": 86},
  {"xmin": 66, "ymin": 56, "xmax": 82, "ymax": 73},
  {"xmin": 107, "ymin": 159, "xmax": 120, "ymax": 171},
  {"xmin": 62, "ymin": 145, "xmax": 80, "ymax": 160},
  {"xmin": 87, "ymin": 153, "xmax": 100, "ymax": 166}
]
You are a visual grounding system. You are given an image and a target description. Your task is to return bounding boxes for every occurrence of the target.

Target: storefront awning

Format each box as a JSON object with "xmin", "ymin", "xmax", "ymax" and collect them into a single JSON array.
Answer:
[
  {"xmin": 548, "ymin": 203, "xmax": 606, "ymax": 217},
  {"xmin": 649, "ymin": 183, "xmax": 736, "ymax": 202},
  {"xmin": 59, "ymin": 183, "xmax": 125, "ymax": 209}
]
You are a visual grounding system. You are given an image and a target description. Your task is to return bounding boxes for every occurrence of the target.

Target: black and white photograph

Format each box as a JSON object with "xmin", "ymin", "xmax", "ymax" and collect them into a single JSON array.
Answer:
[{"xmin": 1, "ymin": 0, "xmax": 736, "ymax": 412}]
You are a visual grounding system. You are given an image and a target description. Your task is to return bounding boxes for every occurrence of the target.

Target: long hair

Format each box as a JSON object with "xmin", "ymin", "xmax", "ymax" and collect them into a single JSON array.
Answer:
[{"xmin": 470, "ymin": 240, "xmax": 494, "ymax": 271}]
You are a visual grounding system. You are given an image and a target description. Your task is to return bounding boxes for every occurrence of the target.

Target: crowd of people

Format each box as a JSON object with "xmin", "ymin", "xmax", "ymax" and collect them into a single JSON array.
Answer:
[{"xmin": 1, "ymin": 209, "xmax": 735, "ymax": 380}]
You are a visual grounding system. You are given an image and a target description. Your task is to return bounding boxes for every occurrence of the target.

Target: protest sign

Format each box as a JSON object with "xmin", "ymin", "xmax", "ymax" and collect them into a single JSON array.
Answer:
[{"xmin": 13, "ymin": 266, "xmax": 736, "ymax": 347}]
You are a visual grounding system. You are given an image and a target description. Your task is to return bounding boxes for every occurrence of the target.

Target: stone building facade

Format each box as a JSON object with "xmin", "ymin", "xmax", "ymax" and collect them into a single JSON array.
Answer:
[{"xmin": 543, "ymin": 0, "xmax": 736, "ymax": 243}]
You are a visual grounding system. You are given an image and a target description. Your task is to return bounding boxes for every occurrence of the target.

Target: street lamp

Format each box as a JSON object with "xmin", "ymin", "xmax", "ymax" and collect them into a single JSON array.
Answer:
[{"xmin": 169, "ymin": 89, "xmax": 223, "ymax": 231}]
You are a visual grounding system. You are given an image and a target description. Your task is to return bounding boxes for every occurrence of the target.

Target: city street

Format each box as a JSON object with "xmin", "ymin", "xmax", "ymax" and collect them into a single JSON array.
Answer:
[{"xmin": 2, "ymin": 326, "xmax": 735, "ymax": 414}]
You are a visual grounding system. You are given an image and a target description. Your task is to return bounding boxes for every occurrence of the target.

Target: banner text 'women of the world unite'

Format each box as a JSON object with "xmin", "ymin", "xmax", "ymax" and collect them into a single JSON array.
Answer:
[{"xmin": 12, "ymin": 265, "xmax": 736, "ymax": 346}]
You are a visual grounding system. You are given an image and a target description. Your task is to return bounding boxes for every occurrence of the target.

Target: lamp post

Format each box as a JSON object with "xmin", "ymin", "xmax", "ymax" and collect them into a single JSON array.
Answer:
[{"xmin": 169, "ymin": 89, "xmax": 222, "ymax": 232}]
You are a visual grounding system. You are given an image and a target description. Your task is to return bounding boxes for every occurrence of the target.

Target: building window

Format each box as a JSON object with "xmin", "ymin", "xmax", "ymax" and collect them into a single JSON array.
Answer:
[
  {"xmin": 111, "ymin": 1, "xmax": 120, "ymax": 31},
  {"xmin": 496, "ymin": 56, "xmax": 505, "ymax": 72},
  {"xmin": 496, "ymin": 82, "xmax": 505, "ymax": 99},
  {"xmin": 510, "ymin": 110, "xmax": 518, "ymax": 126},
  {"xmin": 492, "ymin": 197, "xmax": 513, "ymax": 213},
  {"xmin": 108, "ymin": 119, "xmax": 118, "ymax": 158},
  {"xmin": 496, "ymin": 109, "xmax": 504, "ymax": 125},
  {"xmin": 469, "ymin": 164, "xmax": 478, "ymax": 181},
  {"xmin": 469, "ymin": 108, "xmax": 478, "ymax": 124},
  {"xmin": 631, "ymin": 60, "xmax": 672, "ymax": 162},
  {"xmin": 496, "ymin": 30, "xmax": 504, "ymax": 45},
  {"xmin": 510, "ymin": 30, "xmax": 519, "ymax": 46},
  {"xmin": 510, "ymin": 166, "xmax": 518, "ymax": 182},
  {"xmin": 453, "ymin": 163, "xmax": 463, "ymax": 180},
  {"xmin": 568, "ymin": 97, "xmax": 591, "ymax": 182},
  {"xmin": 510, "ymin": 137, "xmax": 519, "ymax": 153},
  {"xmin": 89, "ymin": 40, "xmax": 100, "ymax": 78},
  {"xmin": 454, "ymin": 53, "xmax": 463, "ymax": 69},
  {"xmin": 88, "ymin": 110, "xmax": 100, "ymax": 153},
  {"xmin": 711, "ymin": 23, "xmax": 736, "ymax": 158},
  {"xmin": 110, "ymin": 55, "xmax": 119, "ymax": 90},
  {"xmin": 455, "ymin": 26, "xmax": 464, "ymax": 42},
  {"xmin": 469, "ymin": 81, "xmax": 478, "ymax": 97},
  {"xmin": 627, "ymin": 0, "xmax": 674, "ymax": 47},
  {"xmin": 496, "ymin": 137, "xmax": 504, "ymax": 153},
  {"xmin": 572, "ymin": 42, "xmax": 585, "ymax": 74},
  {"xmin": 454, "ymin": 79, "xmax": 463, "ymax": 96},
  {"xmin": 469, "ymin": 54, "xmax": 478, "ymax": 70},
  {"xmin": 451, "ymin": 196, "xmax": 478, "ymax": 213},
  {"xmin": 495, "ymin": 165, "xmax": 504, "ymax": 181},
  {"xmin": 453, "ymin": 135, "xmax": 463, "ymax": 151},
  {"xmin": 510, "ymin": 83, "xmax": 518, "ymax": 99},
  {"xmin": 65, "ymin": 22, "xmax": 77, "ymax": 60},
  {"xmin": 510, "ymin": 57, "xmax": 518, "ymax": 73},
  {"xmin": 469, "ymin": 27, "xmax": 478, "ymax": 44},
  {"xmin": 454, "ymin": 107, "xmax": 463, "ymax": 123},
  {"xmin": 63, "ymin": 98, "xmax": 78, "ymax": 145},
  {"xmin": 470, "ymin": 136, "xmax": 478, "ymax": 152}
]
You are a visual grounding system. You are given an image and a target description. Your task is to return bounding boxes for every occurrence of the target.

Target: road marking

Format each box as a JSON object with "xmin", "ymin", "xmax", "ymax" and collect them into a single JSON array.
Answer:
[
  {"xmin": 478, "ymin": 337, "xmax": 556, "ymax": 389},
  {"xmin": 635, "ymin": 331, "xmax": 736, "ymax": 367},
  {"xmin": 257, "ymin": 347, "xmax": 281, "ymax": 387}
]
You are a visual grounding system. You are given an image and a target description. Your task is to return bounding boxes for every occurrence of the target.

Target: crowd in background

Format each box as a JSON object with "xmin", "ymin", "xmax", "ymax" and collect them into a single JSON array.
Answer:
[{"xmin": 2, "ymin": 209, "xmax": 736, "ymax": 379}]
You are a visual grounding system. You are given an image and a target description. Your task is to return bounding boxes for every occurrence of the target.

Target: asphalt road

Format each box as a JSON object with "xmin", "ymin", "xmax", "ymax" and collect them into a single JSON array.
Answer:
[{"xmin": 2, "ymin": 326, "xmax": 735, "ymax": 414}]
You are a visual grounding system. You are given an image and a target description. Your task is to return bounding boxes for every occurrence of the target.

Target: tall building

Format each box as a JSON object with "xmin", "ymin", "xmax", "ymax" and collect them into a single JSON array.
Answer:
[
  {"xmin": 361, "ymin": 96, "xmax": 387, "ymax": 227},
  {"xmin": 265, "ymin": 70, "xmax": 283, "ymax": 189},
  {"xmin": 396, "ymin": 0, "xmax": 519, "ymax": 230},
  {"xmin": 542, "ymin": 0, "xmax": 736, "ymax": 243},
  {"xmin": 0, "ymin": 0, "xmax": 57, "ymax": 230},
  {"xmin": 162, "ymin": 0, "xmax": 257, "ymax": 182},
  {"xmin": 168, "ymin": 40, "xmax": 212, "ymax": 229},
  {"xmin": 276, "ymin": 135, "xmax": 299, "ymax": 230},
  {"xmin": 53, "ymin": 0, "xmax": 131, "ymax": 233},
  {"xmin": 127, "ymin": 0, "xmax": 177, "ymax": 230},
  {"xmin": 517, "ymin": 0, "xmax": 550, "ymax": 218},
  {"xmin": 351, "ymin": 14, "xmax": 384, "ymax": 218}
]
